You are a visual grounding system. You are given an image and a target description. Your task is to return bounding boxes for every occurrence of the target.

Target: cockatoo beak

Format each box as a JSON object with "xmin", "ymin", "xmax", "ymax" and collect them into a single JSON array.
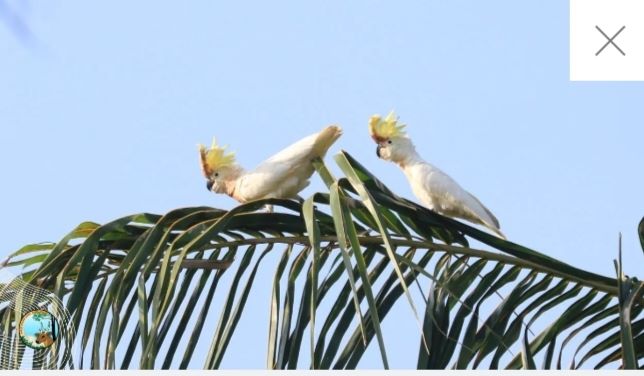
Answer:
[
  {"xmin": 206, "ymin": 180, "xmax": 214, "ymax": 191},
  {"xmin": 376, "ymin": 145, "xmax": 382, "ymax": 158}
]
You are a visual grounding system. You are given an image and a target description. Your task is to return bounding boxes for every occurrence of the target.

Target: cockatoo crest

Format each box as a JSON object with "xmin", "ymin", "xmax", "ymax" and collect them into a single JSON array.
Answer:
[
  {"xmin": 369, "ymin": 111, "xmax": 406, "ymax": 143},
  {"xmin": 198, "ymin": 138, "xmax": 236, "ymax": 178}
]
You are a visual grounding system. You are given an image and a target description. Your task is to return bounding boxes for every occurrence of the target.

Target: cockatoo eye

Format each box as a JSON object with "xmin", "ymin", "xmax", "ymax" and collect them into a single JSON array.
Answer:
[
  {"xmin": 387, "ymin": 140, "xmax": 392, "ymax": 144},
  {"xmin": 214, "ymin": 172, "xmax": 219, "ymax": 177}
]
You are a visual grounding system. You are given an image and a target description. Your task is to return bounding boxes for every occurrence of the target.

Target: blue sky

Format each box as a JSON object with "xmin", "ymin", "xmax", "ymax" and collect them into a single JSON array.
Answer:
[{"xmin": 1, "ymin": 0, "xmax": 642, "ymax": 369}]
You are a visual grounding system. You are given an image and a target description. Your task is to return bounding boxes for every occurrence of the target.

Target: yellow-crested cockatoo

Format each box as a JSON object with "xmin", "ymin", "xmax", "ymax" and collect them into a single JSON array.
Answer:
[
  {"xmin": 199, "ymin": 125, "xmax": 342, "ymax": 209},
  {"xmin": 369, "ymin": 112, "xmax": 506, "ymax": 239}
]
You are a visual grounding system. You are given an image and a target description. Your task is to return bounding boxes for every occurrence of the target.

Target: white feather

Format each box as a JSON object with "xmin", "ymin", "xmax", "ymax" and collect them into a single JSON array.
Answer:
[
  {"xmin": 403, "ymin": 162, "xmax": 503, "ymax": 237},
  {"xmin": 222, "ymin": 125, "xmax": 342, "ymax": 202},
  {"xmin": 376, "ymin": 136, "xmax": 505, "ymax": 239}
]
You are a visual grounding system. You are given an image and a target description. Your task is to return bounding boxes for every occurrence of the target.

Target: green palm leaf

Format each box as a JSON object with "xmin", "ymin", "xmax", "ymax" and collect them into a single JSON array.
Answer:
[{"xmin": 0, "ymin": 151, "xmax": 641, "ymax": 369}]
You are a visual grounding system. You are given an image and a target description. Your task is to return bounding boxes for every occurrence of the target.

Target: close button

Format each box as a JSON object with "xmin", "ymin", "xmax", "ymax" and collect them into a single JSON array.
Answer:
[
  {"xmin": 595, "ymin": 25, "xmax": 626, "ymax": 56},
  {"xmin": 570, "ymin": 0, "xmax": 644, "ymax": 81}
]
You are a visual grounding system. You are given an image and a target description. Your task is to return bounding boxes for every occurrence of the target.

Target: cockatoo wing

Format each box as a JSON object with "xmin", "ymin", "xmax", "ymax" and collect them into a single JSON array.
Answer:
[
  {"xmin": 235, "ymin": 125, "xmax": 341, "ymax": 201},
  {"xmin": 413, "ymin": 164, "xmax": 503, "ymax": 237}
]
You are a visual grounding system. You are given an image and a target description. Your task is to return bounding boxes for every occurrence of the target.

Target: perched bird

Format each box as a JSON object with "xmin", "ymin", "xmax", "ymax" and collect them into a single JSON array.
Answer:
[
  {"xmin": 369, "ymin": 112, "xmax": 506, "ymax": 239},
  {"xmin": 199, "ymin": 125, "xmax": 342, "ymax": 209}
]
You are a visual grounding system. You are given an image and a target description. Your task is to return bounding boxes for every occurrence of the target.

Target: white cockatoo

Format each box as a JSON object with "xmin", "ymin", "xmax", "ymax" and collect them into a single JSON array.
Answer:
[
  {"xmin": 199, "ymin": 125, "xmax": 342, "ymax": 208},
  {"xmin": 369, "ymin": 112, "xmax": 506, "ymax": 239}
]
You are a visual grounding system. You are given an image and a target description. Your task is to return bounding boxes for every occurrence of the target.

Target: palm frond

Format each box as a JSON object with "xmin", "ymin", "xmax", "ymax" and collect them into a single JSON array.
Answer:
[{"xmin": 0, "ymin": 151, "xmax": 641, "ymax": 369}]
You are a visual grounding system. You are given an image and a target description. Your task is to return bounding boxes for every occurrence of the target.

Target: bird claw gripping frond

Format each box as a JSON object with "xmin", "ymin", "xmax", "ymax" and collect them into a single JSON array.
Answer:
[
  {"xmin": 198, "ymin": 137, "xmax": 236, "ymax": 177},
  {"xmin": 369, "ymin": 110, "xmax": 406, "ymax": 142}
]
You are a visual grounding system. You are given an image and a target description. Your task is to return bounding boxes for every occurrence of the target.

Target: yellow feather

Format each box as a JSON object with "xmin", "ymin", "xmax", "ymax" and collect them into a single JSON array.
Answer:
[
  {"xmin": 368, "ymin": 111, "xmax": 406, "ymax": 141},
  {"xmin": 198, "ymin": 137, "xmax": 236, "ymax": 177}
]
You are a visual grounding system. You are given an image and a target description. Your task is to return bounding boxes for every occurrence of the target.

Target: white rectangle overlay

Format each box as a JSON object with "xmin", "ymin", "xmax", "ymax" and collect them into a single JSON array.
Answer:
[{"xmin": 570, "ymin": 0, "xmax": 644, "ymax": 81}]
